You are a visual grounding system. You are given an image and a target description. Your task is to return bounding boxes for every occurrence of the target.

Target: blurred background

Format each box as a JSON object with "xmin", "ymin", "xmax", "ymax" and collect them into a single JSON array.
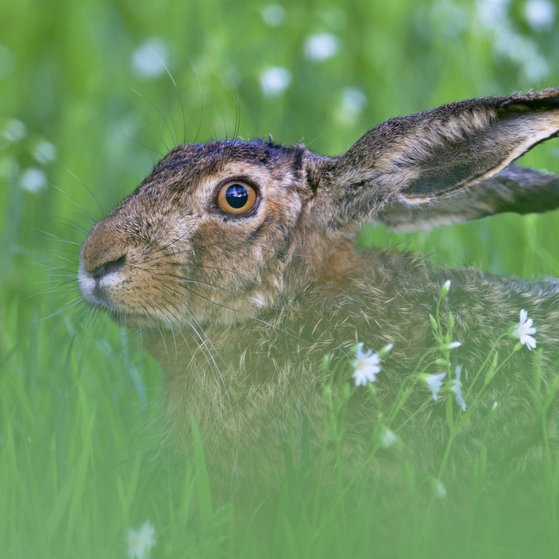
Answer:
[{"xmin": 1, "ymin": 0, "xmax": 559, "ymax": 557}]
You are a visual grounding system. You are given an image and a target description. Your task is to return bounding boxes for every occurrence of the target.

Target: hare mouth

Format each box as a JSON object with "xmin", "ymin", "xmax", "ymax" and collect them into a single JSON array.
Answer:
[
  {"xmin": 108, "ymin": 309, "xmax": 154, "ymax": 327},
  {"xmin": 108, "ymin": 305, "xmax": 187, "ymax": 330}
]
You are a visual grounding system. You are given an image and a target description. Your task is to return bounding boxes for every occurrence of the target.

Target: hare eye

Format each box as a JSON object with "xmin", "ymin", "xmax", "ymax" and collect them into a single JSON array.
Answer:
[{"xmin": 216, "ymin": 182, "xmax": 258, "ymax": 215}]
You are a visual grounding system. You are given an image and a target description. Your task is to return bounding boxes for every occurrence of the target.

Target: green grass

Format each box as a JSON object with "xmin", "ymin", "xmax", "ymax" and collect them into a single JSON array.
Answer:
[{"xmin": 2, "ymin": 0, "xmax": 559, "ymax": 557}]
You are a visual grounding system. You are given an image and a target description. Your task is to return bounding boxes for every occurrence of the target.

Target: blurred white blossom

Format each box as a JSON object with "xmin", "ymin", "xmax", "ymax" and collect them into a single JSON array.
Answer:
[
  {"xmin": 260, "ymin": 66, "xmax": 291, "ymax": 96},
  {"xmin": 476, "ymin": 0, "xmax": 510, "ymax": 27},
  {"xmin": 450, "ymin": 365, "xmax": 466, "ymax": 411},
  {"xmin": 3, "ymin": 119, "xmax": 26, "ymax": 142},
  {"xmin": 380, "ymin": 427, "xmax": 398, "ymax": 448},
  {"xmin": 342, "ymin": 87, "xmax": 366, "ymax": 116},
  {"xmin": 132, "ymin": 38, "xmax": 169, "ymax": 78},
  {"xmin": 423, "ymin": 372, "xmax": 446, "ymax": 401},
  {"xmin": 429, "ymin": 1, "xmax": 467, "ymax": 37},
  {"xmin": 20, "ymin": 168, "xmax": 47, "ymax": 193},
  {"xmin": 261, "ymin": 4, "xmax": 286, "ymax": 26},
  {"xmin": 475, "ymin": 0, "xmax": 550, "ymax": 81},
  {"xmin": 441, "ymin": 341, "xmax": 461, "ymax": 351},
  {"xmin": 440, "ymin": 279, "xmax": 451, "ymax": 298},
  {"xmin": 524, "ymin": 0, "xmax": 555, "ymax": 30},
  {"xmin": 433, "ymin": 479, "xmax": 447, "ymax": 499},
  {"xmin": 304, "ymin": 33, "xmax": 339, "ymax": 61},
  {"xmin": 336, "ymin": 87, "xmax": 367, "ymax": 125},
  {"xmin": 496, "ymin": 30, "xmax": 550, "ymax": 81},
  {"xmin": 32, "ymin": 140, "xmax": 57, "ymax": 164},
  {"xmin": 127, "ymin": 521, "xmax": 156, "ymax": 559}
]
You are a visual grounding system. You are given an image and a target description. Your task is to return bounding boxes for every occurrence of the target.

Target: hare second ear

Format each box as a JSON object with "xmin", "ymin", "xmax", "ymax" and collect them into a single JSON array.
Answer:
[
  {"xmin": 371, "ymin": 165, "xmax": 559, "ymax": 232},
  {"xmin": 326, "ymin": 89, "xmax": 559, "ymax": 228}
]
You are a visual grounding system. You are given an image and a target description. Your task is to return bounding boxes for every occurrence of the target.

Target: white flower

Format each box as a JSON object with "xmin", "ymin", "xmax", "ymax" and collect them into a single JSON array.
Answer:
[
  {"xmin": 304, "ymin": 33, "xmax": 339, "ymax": 61},
  {"xmin": 32, "ymin": 140, "xmax": 57, "ymax": 164},
  {"xmin": 3, "ymin": 118, "xmax": 26, "ymax": 142},
  {"xmin": 261, "ymin": 4, "xmax": 286, "ymax": 26},
  {"xmin": 423, "ymin": 372, "xmax": 446, "ymax": 401},
  {"xmin": 440, "ymin": 340, "xmax": 461, "ymax": 351},
  {"xmin": 380, "ymin": 427, "xmax": 398, "ymax": 448},
  {"xmin": 132, "ymin": 38, "xmax": 169, "ymax": 78},
  {"xmin": 20, "ymin": 167, "xmax": 47, "ymax": 193},
  {"xmin": 433, "ymin": 479, "xmax": 447, "ymax": 499},
  {"xmin": 450, "ymin": 365, "xmax": 466, "ymax": 411},
  {"xmin": 525, "ymin": 0, "xmax": 555, "ymax": 30},
  {"xmin": 352, "ymin": 343, "xmax": 381, "ymax": 386},
  {"xmin": 513, "ymin": 309, "xmax": 537, "ymax": 350},
  {"xmin": 439, "ymin": 279, "xmax": 451, "ymax": 297},
  {"xmin": 476, "ymin": 0, "xmax": 550, "ymax": 81},
  {"xmin": 259, "ymin": 66, "xmax": 291, "ymax": 96},
  {"xmin": 379, "ymin": 342, "xmax": 394, "ymax": 356},
  {"xmin": 341, "ymin": 86, "xmax": 366, "ymax": 115},
  {"xmin": 127, "ymin": 521, "xmax": 156, "ymax": 559},
  {"xmin": 476, "ymin": 0, "xmax": 508, "ymax": 28}
]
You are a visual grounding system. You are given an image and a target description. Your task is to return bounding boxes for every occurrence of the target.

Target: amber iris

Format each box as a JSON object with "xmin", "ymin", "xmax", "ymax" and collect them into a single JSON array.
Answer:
[{"xmin": 216, "ymin": 182, "xmax": 258, "ymax": 215}]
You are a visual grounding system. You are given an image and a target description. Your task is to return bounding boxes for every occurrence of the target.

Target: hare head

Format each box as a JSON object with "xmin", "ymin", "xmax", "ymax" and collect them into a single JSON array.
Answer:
[
  {"xmin": 79, "ymin": 89, "xmax": 559, "ymax": 332},
  {"xmin": 78, "ymin": 89, "xmax": 559, "ymax": 493}
]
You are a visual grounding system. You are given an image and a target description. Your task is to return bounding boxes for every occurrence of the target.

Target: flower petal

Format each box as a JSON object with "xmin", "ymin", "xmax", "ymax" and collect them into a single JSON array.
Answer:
[
  {"xmin": 423, "ymin": 372, "xmax": 446, "ymax": 401},
  {"xmin": 523, "ymin": 334, "xmax": 537, "ymax": 350}
]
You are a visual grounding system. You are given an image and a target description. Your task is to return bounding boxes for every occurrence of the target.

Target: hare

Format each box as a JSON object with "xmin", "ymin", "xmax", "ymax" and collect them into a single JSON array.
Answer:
[{"xmin": 79, "ymin": 89, "xmax": 559, "ymax": 496}]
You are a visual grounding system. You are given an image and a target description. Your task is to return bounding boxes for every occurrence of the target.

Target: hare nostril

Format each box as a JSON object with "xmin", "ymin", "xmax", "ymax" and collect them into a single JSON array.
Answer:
[{"xmin": 91, "ymin": 254, "xmax": 127, "ymax": 280}]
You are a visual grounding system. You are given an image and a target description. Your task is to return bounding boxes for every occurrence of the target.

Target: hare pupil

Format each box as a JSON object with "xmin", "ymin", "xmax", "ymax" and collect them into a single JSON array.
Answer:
[{"xmin": 225, "ymin": 184, "xmax": 248, "ymax": 208}]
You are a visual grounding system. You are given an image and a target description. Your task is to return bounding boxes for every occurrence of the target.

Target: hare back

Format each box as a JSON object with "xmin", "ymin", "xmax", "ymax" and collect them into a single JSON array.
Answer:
[{"xmin": 146, "ymin": 246, "xmax": 559, "ymax": 492}]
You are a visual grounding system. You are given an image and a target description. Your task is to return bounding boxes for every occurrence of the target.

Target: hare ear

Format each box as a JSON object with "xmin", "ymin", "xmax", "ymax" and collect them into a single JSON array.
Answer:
[
  {"xmin": 372, "ymin": 165, "xmax": 559, "ymax": 231},
  {"xmin": 325, "ymin": 89, "xmax": 559, "ymax": 229}
]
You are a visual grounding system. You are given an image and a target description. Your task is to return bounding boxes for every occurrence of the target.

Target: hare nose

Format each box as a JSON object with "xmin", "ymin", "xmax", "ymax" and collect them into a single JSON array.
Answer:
[{"xmin": 91, "ymin": 254, "xmax": 127, "ymax": 281}]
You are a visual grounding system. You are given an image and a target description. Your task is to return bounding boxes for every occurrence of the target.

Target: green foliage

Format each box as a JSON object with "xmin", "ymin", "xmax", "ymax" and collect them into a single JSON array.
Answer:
[{"xmin": 1, "ymin": 0, "xmax": 559, "ymax": 557}]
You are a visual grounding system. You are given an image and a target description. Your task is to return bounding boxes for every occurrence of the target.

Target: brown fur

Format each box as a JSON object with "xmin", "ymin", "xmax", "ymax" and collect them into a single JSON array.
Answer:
[{"xmin": 79, "ymin": 90, "xmax": 559, "ymax": 496}]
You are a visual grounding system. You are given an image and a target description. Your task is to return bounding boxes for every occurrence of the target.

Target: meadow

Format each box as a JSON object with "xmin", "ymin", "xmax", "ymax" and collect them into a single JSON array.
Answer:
[{"xmin": 2, "ymin": 0, "xmax": 559, "ymax": 557}]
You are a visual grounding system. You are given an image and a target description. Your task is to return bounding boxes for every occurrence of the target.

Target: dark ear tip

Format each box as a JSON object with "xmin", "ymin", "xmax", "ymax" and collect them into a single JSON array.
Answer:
[{"xmin": 505, "ymin": 88, "xmax": 559, "ymax": 111}]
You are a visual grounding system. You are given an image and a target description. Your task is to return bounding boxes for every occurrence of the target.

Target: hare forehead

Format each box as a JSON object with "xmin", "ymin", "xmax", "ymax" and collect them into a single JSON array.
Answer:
[{"xmin": 136, "ymin": 160, "xmax": 302, "ymax": 240}]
